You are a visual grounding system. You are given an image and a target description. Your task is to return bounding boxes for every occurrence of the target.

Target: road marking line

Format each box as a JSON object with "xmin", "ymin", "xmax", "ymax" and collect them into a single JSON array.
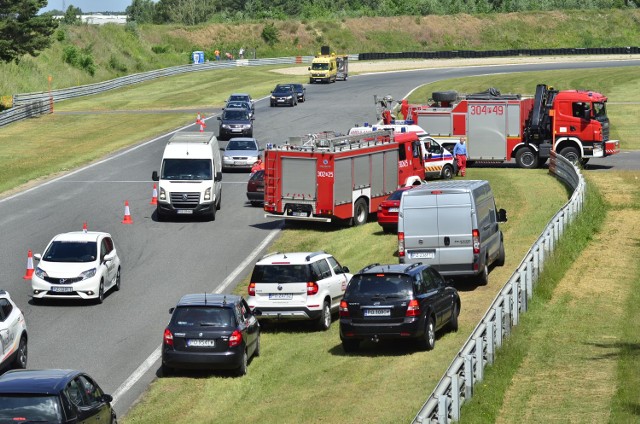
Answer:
[{"xmin": 111, "ymin": 226, "xmax": 281, "ymax": 407}]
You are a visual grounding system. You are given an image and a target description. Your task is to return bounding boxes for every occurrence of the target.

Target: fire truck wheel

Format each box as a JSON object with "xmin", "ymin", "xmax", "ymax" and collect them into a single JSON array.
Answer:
[
  {"xmin": 580, "ymin": 158, "xmax": 590, "ymax": 166},
  {"xmin": 515, "ymin": 147, "xmax": 538, "ymax": 169},
  {"xmin": 352, "ymin": 198, "xmax": 368, "ymax": 226},
  {"xmin": 432, "ymin": 90, "xmax": 458, "ymax": 103},
  {"xmin": 559, "ymin": 147, "xmax": 580, "ymax": 165},
  {"xmin": 441, "ymin": 164, "xmax": 454, "ymax": 179}
]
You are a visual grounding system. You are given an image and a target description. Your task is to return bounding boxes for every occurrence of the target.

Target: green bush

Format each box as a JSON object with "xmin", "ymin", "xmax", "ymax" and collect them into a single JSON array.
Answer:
[
  {"xmin": 62, "ymin": 45, "xmax": 79, "ymax": 65},
  {"xmin": 56, "ymin": 29, "xmax": 66, "ymax": 42},
  {"xmin": 108, "ymin": 55, "xmax": 128, "ymax": 72},
  {"xmin": 261, "ymin": 22, "xmax": 279, "ymax": 46},
  {"xmin": 151, "ymin": 45, "xmax": 168, "ymax": 54}
]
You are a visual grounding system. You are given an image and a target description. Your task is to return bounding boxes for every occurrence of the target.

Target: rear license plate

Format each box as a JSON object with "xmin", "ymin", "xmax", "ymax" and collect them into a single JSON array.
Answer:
[
  {"xmin": 187, "ymin": 339, "xmax": 215, "ymax": 347},
  {"xmin": 51, "ymin": 286, "xmax": 73, "ymax": 293},
  {"xmin": 176, "ymin": 209, "xmax": 193, "ymax": 214},
  {"xmin": 269, "ymin": 293, "xmax": 293, "ymax": 300},
  {"xmin": 389, "ymin": 207, "xmax": 399, "ymax": 213},
  {"xmin": 412, "ymin": 251, "xmax": 435, "ymax": 259},
  {"xmin": 257, "ymin": 188, "xmax": 264, "ymax": 192},
  {"xmin": 291, "ymin": 211, "xmax": 308, "ymax": 217},
  {"xmin": 364, "ymin": 309, "xmax": 390, "ymax": 317}
]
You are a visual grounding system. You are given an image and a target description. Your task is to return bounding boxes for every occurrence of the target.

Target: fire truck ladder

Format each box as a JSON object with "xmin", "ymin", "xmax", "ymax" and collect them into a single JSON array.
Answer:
[{"xmin": 300, "ymin": 129, "xmax": 394, "ymax": 152}]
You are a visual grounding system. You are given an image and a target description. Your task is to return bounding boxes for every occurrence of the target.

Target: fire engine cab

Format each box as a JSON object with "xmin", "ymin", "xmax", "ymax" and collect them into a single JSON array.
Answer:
[{"xmin": 263, "ymin": 129, "xmax": 426, "ymax": 226}]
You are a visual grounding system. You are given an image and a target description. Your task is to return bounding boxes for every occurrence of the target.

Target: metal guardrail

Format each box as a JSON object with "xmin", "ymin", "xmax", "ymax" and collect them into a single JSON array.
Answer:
[
  {"xmin": 0, "ymin": 100, "xmax": 51, "ymax": 127},
  {"xmin": 412, "ymin": 150, "xmax": 584, "ymax": 423}
]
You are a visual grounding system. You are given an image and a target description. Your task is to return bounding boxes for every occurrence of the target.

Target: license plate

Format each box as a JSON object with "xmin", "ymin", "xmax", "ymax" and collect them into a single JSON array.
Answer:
[
  {"xmin": 257, "ymin": 188, "xmax": 264, "ymax": 192},
  {"xmin": 231, "ymin": 129, "xmax": 241, "ymax": 132},
  {"xmin": 51, "ymin": 286, "xmax": 73, "ymax": 293},
  {"xmin": 389, "ymin": 207, "xmax": 399, "ymax": 213},
  {"xmin": 269, "ymin": 293, "xmax": 293, "ymax": 300},
  {"xmin": 187, "ymin": 339, "xmax": 215, "ymax": 347},
  {"xmin": 291, "ymin": 211, "xmax": 308, "ymax": 217},
  {"xmin": 234, "ymin": 160, "xmax": 246, "ymax": 165},
  {"xmin": 412, "ymin": 251, "xmax": 435, "ymax": 259},
  {"xmin": 277, "ymin": 99, "xmax": 285, "ymax": 102},
  {"xmin": 176, "ymin": 209, "xmax": 193, "ymax": 214},
  {"xmin": 364, "ymin": 309, "xmax": 390, "ymax": 317}
]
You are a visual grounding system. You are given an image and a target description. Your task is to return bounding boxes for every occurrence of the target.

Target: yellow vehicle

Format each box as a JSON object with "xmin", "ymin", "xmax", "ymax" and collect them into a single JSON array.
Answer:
[{"xmin": 308, "ymin": 53, "xmax": 337, "ymax": 84}]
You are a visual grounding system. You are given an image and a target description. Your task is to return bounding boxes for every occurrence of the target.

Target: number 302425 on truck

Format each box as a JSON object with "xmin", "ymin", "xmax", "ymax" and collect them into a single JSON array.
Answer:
[{"xmin": 262, "ymin": 129, "xmax": 426, "ymax": 226}]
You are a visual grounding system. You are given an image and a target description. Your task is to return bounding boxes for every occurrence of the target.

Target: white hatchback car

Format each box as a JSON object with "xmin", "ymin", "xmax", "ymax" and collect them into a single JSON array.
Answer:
[
  {"xmin": 31, "ymin": 231, "xmax": 121, "ymax": 304},
  {"xmin": 247, "ymin": 251, "xmax": 352, "ymax": 330},
  {"xmin": 0, "ymin": 290, "xmax": 28, "ymax": 372}
]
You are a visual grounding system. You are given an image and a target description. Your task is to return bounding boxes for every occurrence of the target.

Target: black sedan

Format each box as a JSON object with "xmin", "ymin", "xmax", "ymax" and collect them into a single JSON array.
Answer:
[
  {"xmin": 270, "ymin": 84, "xmax": 298, "ymax": 107},
  {"xmin": 162, "ymin": 293, "xmax": 260, "ymax": 376},
  {"xmin": 0, "ymin": 369, "xmax": 117, "ymax": 423},
  {"xmin": 247, "ymin": 169, "xmax": 264, "ymax": 206},
  {"xmin": 291, "ymin": 83, "xmax": 306, "ymax": 102}
]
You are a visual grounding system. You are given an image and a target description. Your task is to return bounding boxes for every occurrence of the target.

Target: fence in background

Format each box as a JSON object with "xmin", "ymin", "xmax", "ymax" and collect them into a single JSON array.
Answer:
[{"xmin": 412, "ymin": 151, "xmax": 585, "ymax": 423}]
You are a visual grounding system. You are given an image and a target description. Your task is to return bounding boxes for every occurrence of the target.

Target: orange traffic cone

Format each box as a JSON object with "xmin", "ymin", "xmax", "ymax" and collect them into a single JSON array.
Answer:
[
  {"xmin": 150, "ymin": 184, "xmax": 158, "ymax": 205},
  {"xmin": 122, "ymin": 200, "xmax": 133, "ymax": 224},
  {"xmin": 23, "ymin": 250, "xmax": 34, "ymax": 280},
  {"xmin": 196, "ymin": 113, "xmax": 206, "ymax": 132},
  {"xmin": 82, "ymin": 221, "xmax": 88, "ymax": 233}
]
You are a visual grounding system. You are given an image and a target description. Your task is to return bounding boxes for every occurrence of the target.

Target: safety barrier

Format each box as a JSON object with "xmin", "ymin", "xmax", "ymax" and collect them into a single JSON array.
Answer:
[
  {"xmin": 0, "ymin": 100, "xmax": 51, "ymax": 127},
  {"xmin": 412, "ymin": 151, "xmax": 584, "ymax": 423}
]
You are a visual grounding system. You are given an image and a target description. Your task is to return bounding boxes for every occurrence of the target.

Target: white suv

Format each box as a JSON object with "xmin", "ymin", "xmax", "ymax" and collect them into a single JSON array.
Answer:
[
  {"xmin": 0, "ymin": 290, "xmax": 28, "ymax": 372},
  {"xmin": 247, "ymin": 251, "xmax": 352, "ymax": 330}
]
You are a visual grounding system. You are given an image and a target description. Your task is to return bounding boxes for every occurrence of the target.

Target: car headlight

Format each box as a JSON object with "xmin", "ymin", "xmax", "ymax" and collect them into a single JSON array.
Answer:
[
  {"xmin": 221, "ymin": 124, "xmax": 230, "ymax": 129},
  {"xmin": 243, "ymin": 124, "xmax": 252, "ymax": 129},
  {"xmin": 204, "ymin": 187, "xmax": 211, "ymax": 201},
  {"xmin": 271, "ymin": 96, "xmax": 276, "ymax": 100},
  {"xmin": 286, "ymin": 95, "xmax": 292, "ymax": 99},
  {"xmin": 223, "ymin": 156, "xmax": 232, "ymax": 163},
  {"xmin": 80, "ymin": 268, "xmax": 97, "ymax": 280},
  {"xmin": 35, "ymin": 267, "xmax": 48, "ymax": 279},
  {"xmin": 159, "ymin": 187, "xmax": 166, "ymax": 201},
  {"xmin": 248, "ymin": 156, "xmax": 258, "ymax": 162}
]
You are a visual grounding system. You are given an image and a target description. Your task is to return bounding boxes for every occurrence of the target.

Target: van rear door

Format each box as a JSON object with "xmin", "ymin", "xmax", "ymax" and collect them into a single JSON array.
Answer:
[
  {"xmin": 436, "ymin": 193, "xmax": 474, "ymax": 272},
  {"xmin": 402, "ymin": 193, "xmax": 439, "ymax": 265}
]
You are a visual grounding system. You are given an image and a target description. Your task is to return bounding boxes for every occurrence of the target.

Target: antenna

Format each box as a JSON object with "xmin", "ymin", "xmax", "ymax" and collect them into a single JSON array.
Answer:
[{"xmin": 204, "ymin": 292, "xmax": 207, "ymax": 305}]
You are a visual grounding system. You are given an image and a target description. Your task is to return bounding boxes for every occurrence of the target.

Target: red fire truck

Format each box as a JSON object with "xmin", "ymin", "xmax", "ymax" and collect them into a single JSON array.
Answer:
[
  {"xmin": 388, "ymin": 84, "xmax": 620, "ymax": 168},
  {"xmin": 263, "ymin": 129, "xmax": 425, "ymax": 226}
]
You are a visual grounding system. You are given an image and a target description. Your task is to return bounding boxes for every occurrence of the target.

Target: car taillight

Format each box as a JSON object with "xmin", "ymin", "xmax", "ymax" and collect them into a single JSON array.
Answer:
[
  {"xmin": 307, "ymin": 281, "xmax": 319, "ymax": 295},
  {"xmin": 406, "ymin": 299, "xmax": 420, "ymax": 317},
  {"xmin": 229, "ymin": 330, "xmax": 243, "ymax": 347},
  {"xmin": 248, "ymin": 282, "xmax": 256, "ymax": 296},
  {"xmin": 339, "ymin": 300, "xmax": 349, "ymax": 317},
  {"xmin": 473, "ymin": 229, "xmax": 480, "ymax": 254},
  {"xmin": 398, "ymin": 232, "xmax": 405, "ymax": 257},
  {"xmin": 163, "ymin": 328, "xmax": 174, "ymax": 347}
]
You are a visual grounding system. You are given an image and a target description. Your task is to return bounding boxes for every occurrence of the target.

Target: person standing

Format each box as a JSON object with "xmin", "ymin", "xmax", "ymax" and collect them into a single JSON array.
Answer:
[
  {"xmin": 251, "ymin": 154, "xmax": 265, "ymax": 174},
  {"xmin": 214, "ymin": 49, "xmax": 220, "ymax": 61},
  {"xmin": 239, "ymin": 47, "xmax": 245, "ymax": 59},
  {"xmin": 453, "ymin": 137, "xmax": 469, "ymax": 177}
]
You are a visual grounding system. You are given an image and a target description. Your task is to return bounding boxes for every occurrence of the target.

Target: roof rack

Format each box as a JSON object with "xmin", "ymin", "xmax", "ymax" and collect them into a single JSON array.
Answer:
[
  {"xmin": 404, "ymin": 263, "xmax": 422, "ymax": 273},
  {"xmin": 305, "ymin": 251, "xmax": 326, "ymax": 261},
  {"xmin": 260, "ymin": 251, "xmax": 282, "ymax": 261},
  {"xmin": 359, "ymin": 263, "xmax": 381, "ymax": 273}
]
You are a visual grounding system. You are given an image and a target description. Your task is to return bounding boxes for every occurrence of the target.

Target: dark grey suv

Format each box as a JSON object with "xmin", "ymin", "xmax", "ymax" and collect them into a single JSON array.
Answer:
[
  {"xmin": 217, "ymin": 108, "xmax": 254, "ymax": 140},
  {"xmin": 339, "ymin": 263, "xmax": 460, "ymax": 352}
]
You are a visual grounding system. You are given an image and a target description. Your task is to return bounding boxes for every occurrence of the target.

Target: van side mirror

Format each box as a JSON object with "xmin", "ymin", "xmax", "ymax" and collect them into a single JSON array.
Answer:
[
  {"xmin": 152, "ymin": 171, "xmax": 159, "ymax": 181},
  {"xmin": 497, "ymin": 208, "xmax": 507, "ymax": 223},
  {"xmin": 215, "ymin": 171, "xmax": 223, "ymax": 182}
]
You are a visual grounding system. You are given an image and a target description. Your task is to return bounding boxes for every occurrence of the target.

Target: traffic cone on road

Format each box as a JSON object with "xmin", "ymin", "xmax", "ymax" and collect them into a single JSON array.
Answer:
[
  {"xmin": 150, "ymin": 184, "xmax": 158, "ymax": 205},
  {"xmin": 82, "ymin": 221, "xmax": 88, "ymax": 233},
  {"xmin": 122, "ymin": 200, "xmax": 133, "ymax": 224},
  {"xmin": 23, "ymin": 250, "xmax": 34, "ymax": 280},
  {"xmin": 196, "ymin": 113, "xmax": 206, "ymax": 132}
]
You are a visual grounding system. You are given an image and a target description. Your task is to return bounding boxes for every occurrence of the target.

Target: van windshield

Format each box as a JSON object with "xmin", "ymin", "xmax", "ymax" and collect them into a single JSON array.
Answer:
[
  {"xmin": 161, "ymin": 159, "xmax": 212, "ymax": 180},
  {"xmin": 312, "ymin": 63, "xmax": 329, "ymax": 71}
]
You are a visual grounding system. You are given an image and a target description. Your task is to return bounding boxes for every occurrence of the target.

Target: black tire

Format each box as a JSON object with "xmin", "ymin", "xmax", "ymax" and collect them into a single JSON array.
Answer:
[
  {"xmin": 253, "ymin": 334, "xmax": 261, "ymax": 358},
  {"xmin": 316, "ymin": 301, "xmax": 332, "ymax": 331},
  {"xmin": 536, "ymin": 157, "xmax": 548, "ymax": 168},
  {"xmin": 441, "ymin": 164, "xmax": 454, "ymax": 180},
  {"xmin": 432, "ymin": 90, "xmax": 457, "ymax": 103},
  {"xmin": 114, "ymin": 268, "xmax": 121, "ymax": 291},
  {"xmin": 216, "ymin": 192, "xmax": 221, "ymax": 210},
  {"xmin": 342, "ymin": 339, "xmax": 360, "ymax": 353},
  {"xmin": 417, "ymin": 316, "xmax": 436, "ymax": 351},
  {"xmin": 495, "ymin": 239, "xmax": 506, "ymax": 267},
  {"xmin": 515, "ymin": 147, "xmax": 538, "ymax": 169},
  {"xmin": 301, "ymin": 95, "xmax": 305, "ymax": 102},
  {"xmin": 156, "ymin": 209, "xmax": 166, "ymax": 222},
  {"xmin": 382, "ymin": 225, "xmax": 394, "ymax": 234},
  {"xmin": 32, "ymin": 297, "xmax": 42, "ymax": 305},
  {"xmin": 448, "ymin": 303, "xmax": 459, "ymax": 333},
  {"xmin": 309, "ymin": 79, "xmax": 313, "ymax": 84},
  {"xmin": 208, "ymin": 205, "xmax": 216, "ymax": 221},
  {"xmin": 12, "ymin": 336, "xmax": 27, "ymax": 369},
  {"xmin": 581, "ymin": 158, "xmax": 590, "ymax": 166},
  {"xmin": 96, "ymin": 280, "xmax": 105, "ymax": 304},
  {"xmin": 161, "ymin": 363, "xmax": 173, "ymax": 377},
  {"xmin": 236, "ymin": 351, "xmax": 248, "ymax": 376},
  {"xmin": 250, "ymin": 201, "xmax": 262, "ymax": 207},
  {"xmin": 478, "ymin": 262, "xmax": 489, "ymax": 286},
  {"xmin": 352, "ymin": 198, "xmax": 368, "ymax": 226},
  {"xmin": 559, "ymin": 146, "xmax": 581, "ymax": 166}
]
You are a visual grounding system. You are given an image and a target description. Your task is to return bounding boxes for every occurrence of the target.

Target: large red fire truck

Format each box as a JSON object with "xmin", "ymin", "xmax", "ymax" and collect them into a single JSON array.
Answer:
[
  {"xmin": 383, "ymin": 84, "xmax": 620, "ymax": 168},
  {"xmin": 263, "ymin": 129, "xmax": 425, "ymax": 226}
]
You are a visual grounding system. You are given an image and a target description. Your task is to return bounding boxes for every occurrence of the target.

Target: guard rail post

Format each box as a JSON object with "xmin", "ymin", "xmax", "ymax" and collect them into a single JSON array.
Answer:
[
  {"xmin": 474, "ymin": 336, "xmax": 484, "ymax": 383},
  {"xmin": 511, "ymin": 279, "xmax": 519, "ymax": 326},
  {"xmin": 438, "ymin": 396, "xmax": 449, "ymax": 423},
  {"xmin": 451, "ymin": 375, "xmax": 461, "ymax": 421},
  {"xmin": 519, "ymin": 268, "xmax": 528, "ymax": 311},
  {"xmin": 495, "ymin": 306, "xmax": 503, "ymax": 348},
  {"xmin": 464, "ymin": 355, "xmax": 474, "ymax": 399},
  {"xmin": 526, "ymin": 261, "xmax": 533, "ymax": 299},
  {"xmin": 486, "ymin": 321, "xmax": 495, "ymax": 365}
]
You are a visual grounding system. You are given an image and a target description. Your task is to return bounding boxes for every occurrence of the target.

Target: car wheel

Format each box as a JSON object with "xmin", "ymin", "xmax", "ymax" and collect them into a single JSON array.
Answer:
[
  {"xmin": 208, "ymin": 205, "xmax": 216, "ymax": 221},
  {"xmin": 559, "ymin": 146, "xmax": 581, "ymax": 166},
  {"xmin": 417, "ymin": 316, "xmax": 436, "ymax": 351},
  {"xmin": 342, "ymin": 339, "xmax": 360, "ymax": 353},
  {"xmin": 352, "ymin": 198, "xmax": 368, "ymax": 226},
  {"xmin": 448, "ymin": 303, "xmax": 459, "ymax": 333},
  {"xmin": 382, "ymin": 225, "xmax": 393, "ymax": 234},
  {"xmin": 515, "ymin": 147, "xmax": 538, "ymax": 169},
  {"xmin": 250, "ymin": 201, "xmax": 262, "ymax": 207},
  {"xmin": 111, "ymin": 411, "xmax": 118, "ymax": 424},
  {"xmin": 97, "ymin": 280, "xmax": 105, "ymax": 304},
  {"xmin": 31, "ymin": 297, "xmax": 42, "ymax": 305},
  {"xmin": 12, "ymin": 336, "xmax": 27, "ymax": 369},
  {"xmin": 441, "ymin": 164, "xmax": 454, "ymax": 180},
  {"xmin": 236, "ymin": 350, "xmax": 248, "ymax": 376},
  {"xmin": 156, "ymin": 209, "xmax": 166, "ymax": 222},
  {"xmin": 216, "ymin": 191, "xmax": 221, "ymax": 210},
  {"xmin": 161, "ymin": 363, "xmax": 173, "ymax": 377},
  {"xmin": 254, "ymin": 334, "xmax": 261, "ymax": 358},
  {"xmin": 478, "ymin": 262, "xmax": 489, "ymax": 286},
  {"xmin": 301, "ymin": 95, "xmax": 305, "ymax": 102},
  {"xmin": 316, "ymin": 301, "xmax": 331, "ymax": 331},
  {"xmin": 495, "ymin": 239, "xmax": 506, "ymax": 267},
  {"xmin": 114, "ymin": 268, "xmax": 121, "ymax": 291}
]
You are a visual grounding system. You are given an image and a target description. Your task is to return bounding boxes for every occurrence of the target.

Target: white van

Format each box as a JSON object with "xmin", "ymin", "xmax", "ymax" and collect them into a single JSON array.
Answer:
[
  {"xmin": 348, "ymin": 123, "xmax": 456, "ymax": 179},
  {"xmin": 152, "ymin": 132, "xmax": 222, "ymax": 221},
  {"xmin": 397, "ymin": 180, "xmax": 507, "ymax": 285}
]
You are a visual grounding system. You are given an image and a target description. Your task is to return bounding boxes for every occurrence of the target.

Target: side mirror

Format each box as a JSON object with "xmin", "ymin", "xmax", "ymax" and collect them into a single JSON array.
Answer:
[
  {"xmin": 342, "ymin": 266, "xmax": 350, "ymax": 274},
  {"xmin": 152, "ymin": 171, "xmax": 159, "ymax": 181},
  {"xmin": 497, "ymin": 208, "xmax": 507, "ymax": 223},
  {"xmin": 217, "ymin": 116, "xmax": 222, "ymax": 121},
  {"xmin": 34, "ymin": 253, "xmax": 42, "ymax": 261},
  {"xmin": 102, "ymin": 394, "xmax": 113, "ymax": 403},
  {"xmin": 215, "ymin": 171, "xmax": 223, "ymax": 182},
  {"xmin": 169, "ymin": 307, "xmax": 175, "ymax": 314},
  {"xmin": 220, "ymin": 147, "xmax": 225, "ymax": 151},
  {"xmin": 308, "ymin": 67, "xmax": 311, "ymax": 71},
  {"xmin": 103, "ymin": 251, "xmax": 116, "ymax": 263}
]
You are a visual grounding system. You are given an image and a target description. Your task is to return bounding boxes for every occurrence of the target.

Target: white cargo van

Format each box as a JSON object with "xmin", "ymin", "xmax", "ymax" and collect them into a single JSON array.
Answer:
[
  {"xmin": 397, "ymin": 180, "xmax": 507, "ymax": 285},
  {"xmin": 348, "ymin": 123, "xmax": 456, "ymax": 179},
  {"xmin": 152, "ymin": 132, "xmax": 222, "ymax": 221}
]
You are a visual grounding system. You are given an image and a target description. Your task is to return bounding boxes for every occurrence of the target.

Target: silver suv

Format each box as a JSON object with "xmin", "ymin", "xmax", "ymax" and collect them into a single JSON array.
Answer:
[
  {"xmin": 0, "ymin": 290, "xmax": 28, "ymax": 372},
  {"xmin": 247, "ymin": 251, "xmax": 352, "ymax": 330}
]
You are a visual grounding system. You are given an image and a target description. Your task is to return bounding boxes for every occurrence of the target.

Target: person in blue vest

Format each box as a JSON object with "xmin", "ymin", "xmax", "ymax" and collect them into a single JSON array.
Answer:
[{"xmin": 453, "ymin": 136, "xmax": 468, "ymax": 177}]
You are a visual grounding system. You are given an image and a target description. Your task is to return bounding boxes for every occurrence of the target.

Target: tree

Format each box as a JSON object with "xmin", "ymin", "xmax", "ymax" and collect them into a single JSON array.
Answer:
[
  {"xmin": 0, "ymin": 0, "xmax": 58, "ymax": 63},
  {"xmin": 126, "ymin": 0, "xmax": 156, "ymax": 23},
  {"xmin": 62, "ymin": 5, "xmax": 82, "ymax": 24}
]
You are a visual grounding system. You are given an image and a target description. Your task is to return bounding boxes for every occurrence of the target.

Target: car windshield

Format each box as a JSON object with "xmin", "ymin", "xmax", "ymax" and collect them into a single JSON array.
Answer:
[
  {"xmin": 593, "ymin": 102, "xmax": 607, "ymax": 119},
  {"xmin": 251, "ymin": 264, "xmax": 311, "ymax": 283},
  {"xmin": 223, "ymin": 110, "xmax": 249, "ymax": 120},
  {"xmin": 345, "ymin": 274, "xmax": 413, "ymax": 296},
  {"xmin": 275, "ymin": 85, "xmax": 292, "ymax": 92},
  {"xmin": 229, "ymin": 95, "xmax": 249, "ymax": 103},
  {"xmin": 0, "ymin": 395, "xmax": 62, "ymax": 422},
  {"xmin": 249, "ymin": 170, "xmax": 264, "ymax": 181},
  {"xmin": 161, "ymin": 159, "xmax": 212, "ymax": 180},
  {"xmin": 43, "ymin": 241, "xmax": 97, "ymax": 263},
  {"xmin": 387, "ymin": 189, "xmax": 408, "ymax": 201},
  {"xmin": 227, "ymin": 139, "xmax": 257, "ymax": 151},
  {"xmin": 227, "ymin": 102, "xmax": 248, "ymax": 110},
  {"xmin": 172, "ymin": 306, "xmax": 235, "ymax": 327}
]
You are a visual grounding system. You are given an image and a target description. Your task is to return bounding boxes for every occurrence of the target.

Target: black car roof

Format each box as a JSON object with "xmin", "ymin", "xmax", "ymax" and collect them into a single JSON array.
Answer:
[
  {"xmin": 356, "ymin": 263, "xmax": 426, "ymax": 275},
  {"xmin": 0, "ymin": 369, "xmax": 81, "ymax": 394},
  {"xmin": 177, "ymin": 293, "xmax": 242, "ymax": 307}
]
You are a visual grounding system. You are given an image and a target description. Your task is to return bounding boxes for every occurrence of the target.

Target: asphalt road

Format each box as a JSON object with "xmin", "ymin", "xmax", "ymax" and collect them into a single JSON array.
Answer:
[{"xmin": 1, "ymin": 58, "xmax": 639, "ymax": 418}]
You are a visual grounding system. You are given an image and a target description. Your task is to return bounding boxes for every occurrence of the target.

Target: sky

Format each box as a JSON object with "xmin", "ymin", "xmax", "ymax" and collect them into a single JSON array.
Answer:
[{"xmin": 40, "ymin": 0, "xmax": 135, "ymax": 13}]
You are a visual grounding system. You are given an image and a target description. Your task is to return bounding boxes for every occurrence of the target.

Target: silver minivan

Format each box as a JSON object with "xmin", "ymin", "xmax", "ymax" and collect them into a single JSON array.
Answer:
[{"xmin": 397, "ymin": 180, "xmax": 507, "ymax": 285}]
